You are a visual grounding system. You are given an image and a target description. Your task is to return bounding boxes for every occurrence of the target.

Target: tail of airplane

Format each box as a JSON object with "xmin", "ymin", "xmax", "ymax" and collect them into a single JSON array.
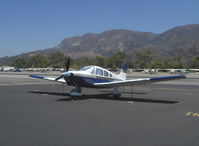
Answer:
[{"xmin": 118, "ymin": 62, "xmax": 128, "ymax": 80}]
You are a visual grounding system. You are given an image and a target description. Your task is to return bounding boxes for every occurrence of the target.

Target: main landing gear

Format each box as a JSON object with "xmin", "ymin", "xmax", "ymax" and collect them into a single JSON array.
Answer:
[
  {"xmin": 69, "ymin": 87, "xmax": 122, "ymax": 98},
  {"xmin": 112, "ymin": 88, "xmax": 121, "ymax": 98}
]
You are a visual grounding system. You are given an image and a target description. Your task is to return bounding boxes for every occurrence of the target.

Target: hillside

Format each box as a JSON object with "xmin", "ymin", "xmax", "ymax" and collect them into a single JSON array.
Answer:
[
  {"xmin": 28, "ymin": 29, "xmax": 158, "ymax": 57},
  {"xmin": 135, "ymin": 24, "xmax": 199, "ymax": 62},
  {"xmin": 0, "ymin": 24, "xmax": 199, "ymax": 65}
]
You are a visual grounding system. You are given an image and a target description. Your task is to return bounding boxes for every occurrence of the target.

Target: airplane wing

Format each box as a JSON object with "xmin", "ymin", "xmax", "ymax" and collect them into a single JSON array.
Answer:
[
  {"xmin": 29, "ymin": 75, "xmax": 66, "ymax": 83},
  {"xmin": 93, "ymin": 75, "xmax": 186, "ymax": 88}
]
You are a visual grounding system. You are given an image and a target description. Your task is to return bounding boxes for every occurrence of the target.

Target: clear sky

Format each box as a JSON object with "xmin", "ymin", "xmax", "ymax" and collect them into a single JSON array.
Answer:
[{"xmin": 0, "ymin": 0, "xmax": 198, "ymax": 57}]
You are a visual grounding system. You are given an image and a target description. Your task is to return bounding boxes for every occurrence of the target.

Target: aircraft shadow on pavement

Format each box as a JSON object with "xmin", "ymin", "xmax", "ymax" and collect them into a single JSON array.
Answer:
[
  {"xmin": 99, "ymin": 90, "xmax": 147, "ymax": 95},
  {"xmin": 29, "ymin": 91, "xmax": 178, "ymax": 104}
]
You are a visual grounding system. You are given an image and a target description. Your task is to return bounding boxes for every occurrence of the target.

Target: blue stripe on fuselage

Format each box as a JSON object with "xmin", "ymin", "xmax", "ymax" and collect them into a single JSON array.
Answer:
[{"xmin": 71, "ymin": 75, "xmax": 114, "ymax": 88}]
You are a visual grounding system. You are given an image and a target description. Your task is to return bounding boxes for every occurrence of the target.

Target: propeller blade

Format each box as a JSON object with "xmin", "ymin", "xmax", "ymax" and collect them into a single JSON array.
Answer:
[
  {"xmin": 55, "ymin": 75, "xmax": 63, "ymax": 81},
  {"xmin": 65, "ymin": 57, "xmax": 70, "ymax": 71},
  {"xmin": 55, "ymin": 72, "xmax": 73, "ymax": 81}
]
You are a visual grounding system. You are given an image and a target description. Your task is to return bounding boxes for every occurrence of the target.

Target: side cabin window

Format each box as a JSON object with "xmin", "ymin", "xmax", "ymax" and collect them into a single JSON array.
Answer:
[
  {"xmin": 109, "ymin": 73, "xmax": 113, "ymax": 78},
  {"xmin": 104, "ymin": 70, "xmax": 109, "ymax": 77},
  {"xmin": 96, "ymin": 68, "xmax": 103, "ymax": 76}
]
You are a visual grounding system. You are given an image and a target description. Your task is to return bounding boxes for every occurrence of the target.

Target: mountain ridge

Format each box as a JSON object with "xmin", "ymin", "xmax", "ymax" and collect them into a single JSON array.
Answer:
[{"xmin": 0, "ymin": 24, "xmax": 199, "ymax": 65}]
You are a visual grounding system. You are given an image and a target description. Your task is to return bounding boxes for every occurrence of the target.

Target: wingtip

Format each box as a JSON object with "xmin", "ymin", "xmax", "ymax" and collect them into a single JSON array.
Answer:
[
  {"xmin": 29, "ymin": 75, "xmax": 44, "ymax": 79},
  {"xmin": 150, "ymin": 75, "xmax": 186, "ymax": 81}
]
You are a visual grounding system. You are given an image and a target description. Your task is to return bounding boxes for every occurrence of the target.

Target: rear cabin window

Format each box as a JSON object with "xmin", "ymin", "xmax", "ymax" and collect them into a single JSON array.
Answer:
[
  {"xmin": 96, "ymin": 68, "xmax": 103, "ymax": 76},
  {"xmin": 104, "ymin": 70, "xmax": 109, "ymax": 77}
]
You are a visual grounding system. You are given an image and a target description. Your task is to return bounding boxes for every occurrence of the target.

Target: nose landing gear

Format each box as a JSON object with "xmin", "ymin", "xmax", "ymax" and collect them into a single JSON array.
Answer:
[{"xmin": 70, "ymin": 87, "xmax": 82, "ymax": 97}]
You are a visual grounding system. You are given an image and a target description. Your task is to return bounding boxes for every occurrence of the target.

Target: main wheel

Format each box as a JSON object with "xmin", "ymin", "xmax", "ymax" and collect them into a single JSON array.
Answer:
[{"xmin": 113, "ymin": 93, "xmax": 121, "ymax": 98}]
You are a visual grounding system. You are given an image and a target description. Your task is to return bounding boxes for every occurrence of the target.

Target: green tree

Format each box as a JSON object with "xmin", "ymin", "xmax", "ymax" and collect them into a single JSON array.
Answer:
[
  {"xmin": 97, "ymin": 51, "xmax": 127, "ymax": 69},
  {"xmin": 74, "ymin": 57, "xmax": 93, "ymax": 68},
  {"xmin": 13, "ymin": 57, "xmax": 28, "ymax": 68},
  {"xmin": 163, "ymin": 60, "xmax": 174, "ymax": 69},
  {"xmin": 173, "ymin": 56, "xmax": 186, "ymax": 68},
  {"xmin": 48, "ymin": 52, "xmax": 67, "ymax": 68},
  {"xmin": 135, "ymin": 50, "xmax": 153, "ymax": 68},
  {"xmin": 112, "ymin": 51, "xmax": 127, "ymax": 68},
  {"xmin": 28, "ymin": 54, "xmax": 49, "ymax": 68},
  {"xmin": 150, "ymin": 59, "xmax": 164, "ymax": 69},
  {"xmin": 95, "ymin": 56, "xmax": 105, "ymax": 67},
  {"xmin": 192, "ymin": 56, "xmax": 199, "ymax": 68},
  {"xmin": 127, "ymin": 60, "xmax": 136, "ymax": 69},
  {"xmin": 104, "ymin": 57, "xmax": 114, "ymax": 68}
]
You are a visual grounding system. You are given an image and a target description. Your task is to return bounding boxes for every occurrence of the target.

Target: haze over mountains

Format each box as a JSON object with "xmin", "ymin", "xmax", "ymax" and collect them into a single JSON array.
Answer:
[{"xmin": 1, "ymin": 24, "xmax": 199, "ymax": 64}]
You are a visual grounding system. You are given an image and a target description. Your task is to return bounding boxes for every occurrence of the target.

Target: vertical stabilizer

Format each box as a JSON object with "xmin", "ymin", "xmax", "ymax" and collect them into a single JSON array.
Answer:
[{"xmin": 118, "ymin": 63, "xmax": 128, "ymax": 80}]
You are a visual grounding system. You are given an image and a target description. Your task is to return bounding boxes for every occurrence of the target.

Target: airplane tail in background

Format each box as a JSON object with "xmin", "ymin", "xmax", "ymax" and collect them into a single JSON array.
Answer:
[{"xmin": 118, "ymin": 62, "xmax": 128, "ymax": 80}]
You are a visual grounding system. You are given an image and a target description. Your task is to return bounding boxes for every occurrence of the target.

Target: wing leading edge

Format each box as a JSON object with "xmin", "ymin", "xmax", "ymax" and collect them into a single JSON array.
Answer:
[
  {"xmin": 29, "ymin": 75, "xmax": 66, "ymax": 83},
  {"xmin": 30, "ymin": 74, "xmax": 186, "ymax": 88},
  {"xmin": 93, "ymin": 75, "xmax": 186, "ymax": 88}
]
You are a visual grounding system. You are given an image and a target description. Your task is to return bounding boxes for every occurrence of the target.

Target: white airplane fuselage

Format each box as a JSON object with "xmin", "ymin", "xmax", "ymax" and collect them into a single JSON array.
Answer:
[{"xmin": 61, "ymin": 65, "xmax": 125, "ymax": 88}]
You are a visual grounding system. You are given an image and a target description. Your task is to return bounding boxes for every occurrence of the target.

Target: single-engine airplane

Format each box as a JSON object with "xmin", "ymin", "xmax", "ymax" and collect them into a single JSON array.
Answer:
[{"xmin": 29, "ymin": 59, "xmax": 186, "ymax": 97}]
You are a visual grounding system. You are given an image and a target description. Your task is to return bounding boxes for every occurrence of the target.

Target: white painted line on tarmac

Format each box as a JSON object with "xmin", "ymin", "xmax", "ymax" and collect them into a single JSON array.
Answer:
[{"xmin": 186, "ymin": 112, "xmax": 199, "ymax": 117}]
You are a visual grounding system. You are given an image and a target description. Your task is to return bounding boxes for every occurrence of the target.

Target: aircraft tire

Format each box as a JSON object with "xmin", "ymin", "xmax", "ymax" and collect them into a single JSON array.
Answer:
[{"xmin": 113, "ymin": 94, "xmax": 121, "ymax": 98}]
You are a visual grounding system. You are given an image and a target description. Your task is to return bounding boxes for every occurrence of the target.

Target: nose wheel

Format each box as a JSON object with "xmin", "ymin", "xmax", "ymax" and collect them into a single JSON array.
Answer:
[{"xmin": 70, "ymin": 87, "xmax": 82, "ymax": 97}]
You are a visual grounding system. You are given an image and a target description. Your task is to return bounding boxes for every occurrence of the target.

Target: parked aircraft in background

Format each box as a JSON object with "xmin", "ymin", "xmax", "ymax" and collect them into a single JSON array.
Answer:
[
  {"xmin": 30, "ymin": 59, "xmax": 186, "ymax": 97},
  {"xmin": 168, "ymin": 69, "xmax": 189, "ymax": 74}
]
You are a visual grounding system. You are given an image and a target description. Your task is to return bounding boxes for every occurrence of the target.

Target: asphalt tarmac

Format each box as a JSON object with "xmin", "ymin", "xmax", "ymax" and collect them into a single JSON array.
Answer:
[{"xmin": 0, "ymin": 73, "xmax": 199, "ymax": 146}]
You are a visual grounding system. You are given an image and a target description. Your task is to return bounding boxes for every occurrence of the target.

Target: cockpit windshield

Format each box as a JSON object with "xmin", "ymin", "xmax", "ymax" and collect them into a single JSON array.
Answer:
[
  {"xmin": 79, "ymin": 66, "xmax": 93, "ymax": 71},
  {"xmin": 79, "ymin": 66, "xmax": 95, "ymax": 74}
]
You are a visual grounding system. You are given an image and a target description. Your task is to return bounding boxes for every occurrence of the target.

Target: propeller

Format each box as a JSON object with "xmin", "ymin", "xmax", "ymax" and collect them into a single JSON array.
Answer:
[
  {"xmin": 55, "ymin": 75, "xmax": 63, "ymax": 81},
  {"xmin": 55, "ymin": 57, "xmax": 71, "ymax": 81},
  {"xmin": 65, "ymin": 57, "xmax": 70, "ymax": 72}
]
